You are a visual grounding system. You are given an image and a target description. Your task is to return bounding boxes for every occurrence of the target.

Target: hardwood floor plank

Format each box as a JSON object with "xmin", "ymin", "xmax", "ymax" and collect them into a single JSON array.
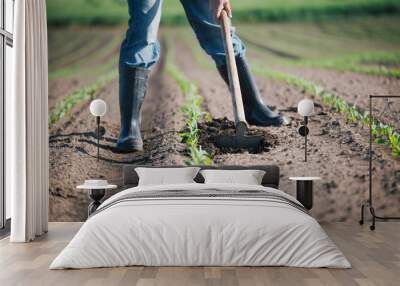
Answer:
[
  {"xmin": 354, "ymin": 278, "xmax": 378, "ymax": 286},
  {"xmin": 204, "ymin": 267, "xmax": 221, "ymax": 279},
  {"xmin": 136, "ymin": 278, "xmax": 155, "ymax": 286},
  {"xmin": 117, "ymin": 267, "xmax": 143, "ymax": 286},
  {"xmin": 303, "ymin": 278, "xmax": 324, "ymax": 286},
  {"xmin": 221, "ymin": 269, "xmax": 239, "ymax": 286}
]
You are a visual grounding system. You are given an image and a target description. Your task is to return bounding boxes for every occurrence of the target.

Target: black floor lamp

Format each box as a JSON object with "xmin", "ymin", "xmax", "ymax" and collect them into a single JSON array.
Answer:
[
  {"xmin": 297, "ymin": 98, "xmax": 315, "ymax": 162},
  {"xmin": 89, "ymin": 99, "xmax": 107, "ymax": 161},
  {"xmin": 359, "ymin": 95, "xmax": 400, "ymax": 230}
]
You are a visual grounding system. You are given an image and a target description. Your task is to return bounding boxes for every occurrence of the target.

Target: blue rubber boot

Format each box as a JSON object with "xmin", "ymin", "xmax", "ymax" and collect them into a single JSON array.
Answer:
[{"xmin": 116, "ymin": 65, "xmax": 150, "ymax": 152}]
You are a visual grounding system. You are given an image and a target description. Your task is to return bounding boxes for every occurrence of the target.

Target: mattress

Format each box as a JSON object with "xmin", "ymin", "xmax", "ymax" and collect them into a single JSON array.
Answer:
[{"xmin": 50, "ymin": 183, "xmax": 350, "ymax": 269}]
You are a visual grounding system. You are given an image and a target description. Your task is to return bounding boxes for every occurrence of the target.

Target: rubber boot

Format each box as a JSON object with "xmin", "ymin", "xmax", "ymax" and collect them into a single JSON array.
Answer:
[
  {"xmin": 217, "ymin": 56, "xmax": 290, "ymax": 126},
  {"xmin": 116, "ymin": 65, "xmax": 150, "ymax": 152}
]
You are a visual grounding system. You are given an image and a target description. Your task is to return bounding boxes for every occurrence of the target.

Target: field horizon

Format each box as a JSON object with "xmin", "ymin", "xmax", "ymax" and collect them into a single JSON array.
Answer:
[{"xmin": 47, "ymin": 0, "xmax": 400, "ymax": 26}]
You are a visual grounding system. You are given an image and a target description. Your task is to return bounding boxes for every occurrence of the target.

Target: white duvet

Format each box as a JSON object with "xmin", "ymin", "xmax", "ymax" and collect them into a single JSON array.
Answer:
[{"xmin": 50, "ymin": 183, "xmax": 350, "ymax": 269}]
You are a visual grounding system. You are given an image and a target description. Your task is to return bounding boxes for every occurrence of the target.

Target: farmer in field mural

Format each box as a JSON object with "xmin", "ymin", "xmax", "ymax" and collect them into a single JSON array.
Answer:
[{"xmin": 117, "ymin": 0, "xmax": 290, "ymax": 152}]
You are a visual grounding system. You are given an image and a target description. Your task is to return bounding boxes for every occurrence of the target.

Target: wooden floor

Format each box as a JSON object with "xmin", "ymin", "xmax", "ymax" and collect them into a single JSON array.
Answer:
[{"xmin": 0, "ymin": 222, "xmax": 399, "ymax": 286}]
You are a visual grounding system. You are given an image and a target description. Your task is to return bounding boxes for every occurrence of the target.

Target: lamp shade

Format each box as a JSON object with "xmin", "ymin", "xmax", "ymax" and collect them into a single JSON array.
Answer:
[
  {"xmin": 90, "ymin": 99, "xmax": 107, "ymax": 117},
  {"xmin": 297, "ymin": 98, "xmax": 314, "ymax": 117}
]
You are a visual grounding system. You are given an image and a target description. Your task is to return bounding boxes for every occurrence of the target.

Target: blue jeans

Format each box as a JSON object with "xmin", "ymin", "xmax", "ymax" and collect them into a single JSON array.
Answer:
[{"xmin": 119, "ymin": 0, "xmax": 246, "ymax": 69}]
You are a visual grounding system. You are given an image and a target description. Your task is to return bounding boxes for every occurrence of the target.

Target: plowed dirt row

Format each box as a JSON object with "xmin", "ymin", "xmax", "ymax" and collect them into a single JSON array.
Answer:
[
  {"xmin": 173, "ymin": 38, "xmax": 399, "ymax": 222},
  {"xmin": 49, "ymin": 49, "xmax": 189, "ymax": 221},
  {"xmin": 275, "ymin": 66, "xmax": 400, "ymax": 127},
  {"xmin": 48, "ymin": 28, "xmax": 122, "ymax": 110}
]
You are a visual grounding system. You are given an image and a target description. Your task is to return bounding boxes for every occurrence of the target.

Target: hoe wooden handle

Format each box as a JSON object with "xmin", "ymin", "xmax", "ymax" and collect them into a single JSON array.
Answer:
[{"xmin": 220, "ymin": 10, "xmax": 247, "ymax": 126}]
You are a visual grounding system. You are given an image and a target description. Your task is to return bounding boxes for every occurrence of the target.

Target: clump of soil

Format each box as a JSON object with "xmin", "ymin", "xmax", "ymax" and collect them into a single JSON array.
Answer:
[{"xmin": 197, "ymin": 117, "xmax": 279, "ymax": 156}]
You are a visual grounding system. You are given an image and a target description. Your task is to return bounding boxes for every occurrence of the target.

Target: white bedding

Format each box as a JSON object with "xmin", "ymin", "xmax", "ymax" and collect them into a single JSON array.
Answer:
[{"xmin": 50, "ymin": 183, "xmax": 350, "ymax": 269}]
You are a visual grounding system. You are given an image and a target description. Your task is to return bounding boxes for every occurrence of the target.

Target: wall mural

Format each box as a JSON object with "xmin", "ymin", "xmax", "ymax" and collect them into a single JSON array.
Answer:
[{"xmin": 47, "ymin": 0, "xmax": 400, "ymax": 222}]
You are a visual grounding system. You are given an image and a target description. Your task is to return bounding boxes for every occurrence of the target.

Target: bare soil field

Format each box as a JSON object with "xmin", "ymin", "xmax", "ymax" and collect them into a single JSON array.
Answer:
[
  {"xmin": 48, "ymin": 21, "xmax": 399, "ymax": 222},
  {"xmin": 48, "ymin": 27, "xmax": 122, "ymax": 110},
  {"xmin": 49, "ymin": 52, "xmax": 191, "ymax": 221},
  {"xmin": 174, "ymin": 37, "xmax": 399, "ymax": 222}
]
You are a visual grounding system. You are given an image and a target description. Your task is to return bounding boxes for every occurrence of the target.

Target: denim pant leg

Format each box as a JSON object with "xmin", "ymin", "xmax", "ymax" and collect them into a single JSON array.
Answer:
[
  {"xmin": 180, "ymin": 0, "xmax": 246, "ymax": 67},
  {"xmin": 119, "ymin": 0, "xmax": 163, "ymax": 69}
]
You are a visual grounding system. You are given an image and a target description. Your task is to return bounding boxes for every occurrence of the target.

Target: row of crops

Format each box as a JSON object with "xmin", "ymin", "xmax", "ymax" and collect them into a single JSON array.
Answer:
[
  {"xmin": 239, "ymin": 15, "xmax": 400, "ymax": 78},
  {"xmin": 179, "ymin": 22, "xmax": 400, "ymax": 159},
  {"xmin": 48, "ymin": 28, "xmax": 121, "ymax": 79},
  {"xmin": 48, "ymin": 27, "xmax": 214, "ymax": 164},
  {"xmin": 239, "ymin": 17, "xmax": 400, "ymax": 158},
  {"xmin": 252, "ymin": 67, "xmax": 400, "ymax": 158},
  {"xmin": 48, "ymin": 28, "xmax": 122, "ymax": 126},
  {"xmin": 49, "ymin": 70, "xmax": 117, "ymax": 126},
  {"xmin": 164, "ymin": 39, "xmax": 213, "ymax": 165}
]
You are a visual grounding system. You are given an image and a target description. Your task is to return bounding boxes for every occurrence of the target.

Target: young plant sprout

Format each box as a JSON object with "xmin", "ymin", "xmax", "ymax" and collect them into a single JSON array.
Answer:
[{"xmin": 165, "ymin": 38, "xmax": 213, "ymax": 165}]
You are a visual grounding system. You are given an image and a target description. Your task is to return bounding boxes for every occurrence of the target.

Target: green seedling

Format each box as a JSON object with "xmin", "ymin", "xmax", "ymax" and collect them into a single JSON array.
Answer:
[
  {"xmin": 49, "ymin": 70, "xmax": 117, "ymax": 126},
  {"xmin": 179, "ymin": 95, "xmax": 212, "ymax": 166},
  {"xmin": 251, "ymin": 64, "xmax": 400, "ymax": 158},
  {"xmin": 185, "ymin": 145, "xmax": 213, "ymax": 166},
  {"xmin": 165, "ymin": 38, "xmax": 213, "ymax": 165},
  {"xmin": 186, "ymin": 34, "xmax": 400, "ymax": 159},
  {"xmin": 389, "ymin": 132, "xmax": 400, "ymax": 157}
]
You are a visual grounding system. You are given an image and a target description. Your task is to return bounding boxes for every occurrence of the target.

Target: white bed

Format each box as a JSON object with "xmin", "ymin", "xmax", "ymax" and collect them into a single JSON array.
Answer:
[{"xmin": 50, "ymin": 179, "xmax": 350, "ymax": 269}]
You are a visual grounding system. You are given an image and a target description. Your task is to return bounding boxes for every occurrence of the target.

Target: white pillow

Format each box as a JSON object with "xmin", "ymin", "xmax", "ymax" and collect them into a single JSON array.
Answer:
[
  {"xmin": 135, "ymin": 167, "xmax": 200, "ymax": 186},
  {"xmin": 200, "ymin": 169, "xmax": 266, "ymax": 185}
]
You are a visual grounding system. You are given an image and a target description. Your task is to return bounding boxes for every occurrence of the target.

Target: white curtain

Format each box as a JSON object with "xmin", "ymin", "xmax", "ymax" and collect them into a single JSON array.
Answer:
[{"xmin": 8, "ymin": 0, "xmax": 49, "ymax": 242}]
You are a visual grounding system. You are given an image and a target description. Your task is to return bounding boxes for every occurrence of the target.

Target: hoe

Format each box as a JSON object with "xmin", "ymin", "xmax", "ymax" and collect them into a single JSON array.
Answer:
[{"xmin": 214, "ymin": 10, "xmax": 264, "ymax": 152}]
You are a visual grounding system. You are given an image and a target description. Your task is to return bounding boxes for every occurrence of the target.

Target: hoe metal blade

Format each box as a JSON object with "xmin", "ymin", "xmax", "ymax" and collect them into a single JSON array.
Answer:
[{"xmin": 214, "ymin": 122, "xmax": 264, "ymax": 152}]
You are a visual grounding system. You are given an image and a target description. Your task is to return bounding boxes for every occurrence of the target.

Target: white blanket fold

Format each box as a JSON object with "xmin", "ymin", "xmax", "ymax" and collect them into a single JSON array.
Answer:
[{"xmin": 50, "ymin": 183, "xmax": 350, "ymax": 269}]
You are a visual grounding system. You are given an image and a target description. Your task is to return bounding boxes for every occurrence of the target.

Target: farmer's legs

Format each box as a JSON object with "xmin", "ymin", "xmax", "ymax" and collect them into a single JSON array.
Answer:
[
  {"xmin": 179, "ymin": 0, "xmax": 244, "ymax": 66},
  {"xmin": 180, "ymin": 0, "xmax": 289, "ymax": 126},
  {"xmin": 119, "ymin": 0, "xmax": 162, "ymax": 69},
  {"xmin": 117, "ymin": 0, "xmax": 162, "ymax": 152}
]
